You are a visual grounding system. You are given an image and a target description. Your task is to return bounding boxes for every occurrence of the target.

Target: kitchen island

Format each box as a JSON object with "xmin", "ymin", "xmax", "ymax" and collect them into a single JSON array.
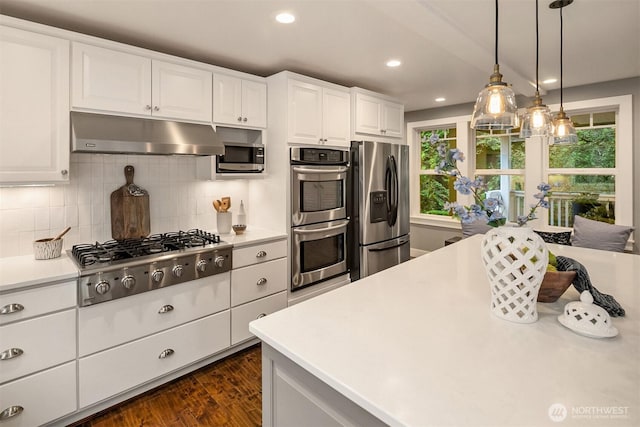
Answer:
[{"xmin": 250, "ymin": 235, "xmax": 640, "ymax": 426}]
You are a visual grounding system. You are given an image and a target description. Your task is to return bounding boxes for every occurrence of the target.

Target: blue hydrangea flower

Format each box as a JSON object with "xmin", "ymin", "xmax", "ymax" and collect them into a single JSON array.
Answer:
[
  {"xmin": 429, "ymin": 132, "xmax": 440, "ymax": 144},
  {"xmin": 450, "ymin": 149, "xmax": 465, "ymax": 162},
  {"xmin": 537, "ymin": 182, "xmax": 551, "ymax": 192},
  {"xmin": 484, "ymin": 197, "xmax": 499, "ymax": 210},
  {"xmin": 533, "ymin": 192, "xmax": 545, "ymax": 199},
  {"xmin": 454, "ymin": 176, "xmax": 473, "ymax": 195}
]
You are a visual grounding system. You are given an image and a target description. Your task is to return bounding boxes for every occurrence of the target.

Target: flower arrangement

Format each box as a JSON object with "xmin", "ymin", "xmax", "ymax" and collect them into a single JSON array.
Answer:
[{"xmin": 428, "ymin": 133, "xmax": 550, "ymax": 227}]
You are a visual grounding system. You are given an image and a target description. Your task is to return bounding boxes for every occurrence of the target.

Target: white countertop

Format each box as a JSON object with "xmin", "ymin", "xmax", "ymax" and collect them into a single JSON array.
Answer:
[
  {"xmin": 250, "ymin": 235, "xmax": 640, "ymax": 426},
  {"xmin": 0, "ymin": 227, "xmax": 285, "ymax": 293},
  {"xmin": 218, "ymin": 227, "xmax": 287, "ymax": 248},
  {"xmin": 0, "ymin": 252, "xmax": 78, "ymax": 292}
]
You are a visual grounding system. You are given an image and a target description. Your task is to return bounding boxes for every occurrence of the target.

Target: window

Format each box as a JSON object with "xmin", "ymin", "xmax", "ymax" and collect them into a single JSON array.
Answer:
[{"xmin": 407, "ymin": 95, "xmax": 633, "ymax": 242}]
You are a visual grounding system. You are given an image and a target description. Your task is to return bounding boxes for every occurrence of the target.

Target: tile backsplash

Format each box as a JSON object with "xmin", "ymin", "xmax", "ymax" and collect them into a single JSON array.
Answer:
[{"xmin": 0, "ymin": 154, "xmax": 249, "ymax": 258}]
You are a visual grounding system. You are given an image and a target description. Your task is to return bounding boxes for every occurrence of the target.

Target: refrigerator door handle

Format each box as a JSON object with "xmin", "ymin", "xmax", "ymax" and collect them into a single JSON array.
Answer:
[
  {"xmin": 368, "ymin": 239, "xmax": 410, "ymax": 252},
  {"xmin": 385, "ymin": 155, "xmax": 398, "ymax": 227}
]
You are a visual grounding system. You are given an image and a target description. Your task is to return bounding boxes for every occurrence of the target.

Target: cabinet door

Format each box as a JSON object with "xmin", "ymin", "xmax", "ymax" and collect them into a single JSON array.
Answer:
[
  {"xmin": 213, "ymin": 74, "xmax": 242, "ymax": 125},
  {"xmin": 382, "ymin": 101, "xmax": 404, "ymax": 138},
  {"xmin": 0, "ymin": 26, "xmax": 70, "ymax": 184},
  {"xmin": 354, "ymin": 93, "xmax": 382, "ymax": 136},
  {"xmin": 152, "ymin": 60, "xmax": 212, "ymax": 122},
  {"xmin": 322, "ymin": 88, "xmax": 351, "ymax": 147},
  {"xmin": 288, "ymin": 80, "xmax": 322, "ymax": 145},
  {"xmin": 72, "ymin": 42, "xmax": 152, "ymax": 115},
  {"xmin": 241, "ymin": 80, "xmax": 267, "ymax": 128}
]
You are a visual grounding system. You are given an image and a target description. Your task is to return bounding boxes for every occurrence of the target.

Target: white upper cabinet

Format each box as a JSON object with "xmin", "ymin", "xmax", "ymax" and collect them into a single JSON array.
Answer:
[
  {"xmin": 213, "ymin": 74, "xmax": 267, "ymax": 128},
  {"xmin": 72, "ymin": 42, "xmax": 212, "ymax": 122},
  {"xmin": 0, "ymin": 26, "xmax": 70, "ymax": 184},
  {"xmin": 352, "ymin": 91, "xmax": 404, "ymax": 141},
  {"xmin": 288, "ymin": 80, "xmax": 350, "ymax": 147}
]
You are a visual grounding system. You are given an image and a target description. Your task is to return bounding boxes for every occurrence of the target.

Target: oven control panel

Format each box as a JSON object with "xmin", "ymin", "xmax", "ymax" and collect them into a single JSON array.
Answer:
[{"xmin": 78, "ymin": 247, "xmax": 232, "ymax": 307}]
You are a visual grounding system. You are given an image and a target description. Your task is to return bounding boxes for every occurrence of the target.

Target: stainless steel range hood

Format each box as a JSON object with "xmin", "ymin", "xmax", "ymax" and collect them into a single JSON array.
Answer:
[{"xmin": 71, "ymin": 111, "xmax": 224, "ymax": 156}]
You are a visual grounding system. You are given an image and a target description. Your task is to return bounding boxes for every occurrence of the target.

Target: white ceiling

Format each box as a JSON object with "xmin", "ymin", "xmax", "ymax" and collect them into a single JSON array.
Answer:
[{"xmin": 1, "ymin": 0, "xmax": 638, "ymax": 112}]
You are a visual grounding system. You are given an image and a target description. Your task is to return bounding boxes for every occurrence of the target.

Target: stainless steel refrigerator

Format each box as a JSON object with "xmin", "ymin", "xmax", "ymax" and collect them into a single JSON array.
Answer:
[{"xmin": 349, "ymin": 140, "xmax": 410, "ymax": 281}]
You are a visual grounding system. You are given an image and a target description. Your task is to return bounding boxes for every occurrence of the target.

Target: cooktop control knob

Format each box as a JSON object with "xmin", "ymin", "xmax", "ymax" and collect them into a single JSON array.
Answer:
[
  {"xmin": 172, "ymin": 265, "xmax": 184, "ymax": 278},
  {"xmin": 95, "ymin": 280, "xmax": 111, "ymax": 295},
  {"xmin": 214, "ymin": 256, "xmax": 225, "ymax": 268},
  {"xmin": 151, "ymin": 269, "xmax": 164, "ymax": 283},
  {"xmin": 121, "ymin": 275, "xmax": 136, "ymax": 290},
  {"xmin": 196, "ymin": 259, "xmax": 208, "ymax": 273}
]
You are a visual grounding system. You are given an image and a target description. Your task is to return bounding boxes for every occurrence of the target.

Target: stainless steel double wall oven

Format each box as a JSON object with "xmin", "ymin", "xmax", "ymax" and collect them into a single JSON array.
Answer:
[{"xmin": 290, "ymin": 147, "xmax": 350, "ymax": 291}]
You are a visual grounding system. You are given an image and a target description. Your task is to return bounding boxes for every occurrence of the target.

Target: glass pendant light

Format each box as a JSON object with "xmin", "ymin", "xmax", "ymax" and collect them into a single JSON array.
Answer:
[
  {"xmin": 471, "ymin": 0, "xmax": 518, "ymax": 130},
  {"xmin": 520, "ymin": 0, "xmax": 553, "ymax": 138},
  {"xmin": 550, "ymin": 0, "xmax": 578, "ymax": 144}
]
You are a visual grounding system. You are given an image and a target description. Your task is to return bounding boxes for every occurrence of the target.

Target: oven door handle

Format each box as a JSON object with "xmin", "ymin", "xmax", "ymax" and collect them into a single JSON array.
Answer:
[
  {"xmin": 292, "ymin": 166, "xmax": 349, "ymax": 174},
  {"xmin": 293, "ymin": 221, "xmax": 348, "ymax": 235}
]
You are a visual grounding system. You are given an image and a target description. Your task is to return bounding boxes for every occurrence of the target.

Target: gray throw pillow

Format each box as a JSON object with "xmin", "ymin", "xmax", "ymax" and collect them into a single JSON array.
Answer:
[
  {"xmin": 572, "ymin": 215, "xmax": 634, "ymax": 252},
  {"xmin": 461, "ymin": 221, "xmax": 493, "ymax": 238}
]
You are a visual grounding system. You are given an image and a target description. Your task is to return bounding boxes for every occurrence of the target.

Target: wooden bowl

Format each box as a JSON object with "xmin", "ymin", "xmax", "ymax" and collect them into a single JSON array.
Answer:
[
  {"xmin": 537, "ymin": 271, "xmax": 577, "ymax": 302},
  {"xmin": 232, "ymin": 224, "xmax": 247, "ymax": 235}
]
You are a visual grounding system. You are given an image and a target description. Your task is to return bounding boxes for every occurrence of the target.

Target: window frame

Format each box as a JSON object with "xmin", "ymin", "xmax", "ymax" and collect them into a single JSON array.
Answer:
[{"xmin": 407, "ymin": 95, "xmax": 633, "ymax": 240}]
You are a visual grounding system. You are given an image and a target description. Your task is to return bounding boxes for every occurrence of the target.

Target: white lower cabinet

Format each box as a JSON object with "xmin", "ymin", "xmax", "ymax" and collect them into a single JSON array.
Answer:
[
  {"xmin": 230, "ymin": 238, "xmax": 288, "ymax": 345},
  {"xmin": 79, "ymin": 310, "xmax": 230, "ymax": 408},
  {"xmin": 0, "ymin": 309, "xmax": 75, "ymax": 384},
  {"xmin": 78, "ymin": 274, "xmax": 230, "ymax": 356},
  {"xmin": 0, "ymin": 362, "xmax": 76, "ymax": 427},
  {"xmin": 231, "ymin": 291, "xmax": 287, "ymax": 345}
]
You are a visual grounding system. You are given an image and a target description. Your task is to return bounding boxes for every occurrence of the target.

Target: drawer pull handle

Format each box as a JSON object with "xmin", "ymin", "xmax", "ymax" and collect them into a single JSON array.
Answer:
[
  {"xmin": 256, "ymin": 313, "xmax": 267, "ymax": 319},
  {"xmin": 158, "ymin": 349, "xmax": 175, "ymax": 359},
  {"xmin": 0, "ymin": 348, "xmax": 24, "ymax": 360},
  {"xmin": 158, "ymin": 304, "xmax": 174, "ymax": 314},
  {"xmin": 256, "ymin": 278, "xmax": 268, "ymax": 286},
  {"xmin": 0, "ymin": 406, "xmax": 24, "ymax": 420},
  {"xmin": 256, "ymin": 250, "xmax": 267, "ymax": 258},
  {"xmin": 0, "ymin": 303, "xmax": 24, "ymax": 315}
]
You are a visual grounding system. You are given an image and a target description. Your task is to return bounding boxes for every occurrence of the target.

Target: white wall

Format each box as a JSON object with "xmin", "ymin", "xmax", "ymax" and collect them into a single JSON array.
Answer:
[{"xmin": 0, "ymin": 153, "xmax": 250, "ymax": 258}]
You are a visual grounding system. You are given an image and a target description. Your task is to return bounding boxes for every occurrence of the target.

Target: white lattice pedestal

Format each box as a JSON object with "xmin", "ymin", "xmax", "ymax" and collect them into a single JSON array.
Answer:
[{"xmin": 480, "ymin": 226, "xmax": 549, "ymax": 323}]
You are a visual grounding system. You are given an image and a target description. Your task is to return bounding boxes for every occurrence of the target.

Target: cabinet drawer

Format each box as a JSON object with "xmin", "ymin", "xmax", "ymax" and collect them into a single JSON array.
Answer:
[
  {"xmin": 0, "ymin": 309, "xmax": 76, "ymax": 384},
  {"xmin": 233, "ymin": 239, "xmax": 287, "ymax": 269},
  {"xmin": 79, "ymin": 274, "xmax": 229, "ymax": 356},
  {"xmin": 231, "ymin": 291, "xmax": 287, "ymax": 345},
  {"xmin": 0, "ymin": 361, "xmax": 76, "ymax": 427},
  {"xmin": 0, "ymin": 281, "xmax": 76, "ymax": 325},
  {"xmin": 232, "ymin": 258, "xmax": 287, "ymax": 306},
  {"xmin": 79, "ymin": 310, "xmax": 230, "ymax": 408}
]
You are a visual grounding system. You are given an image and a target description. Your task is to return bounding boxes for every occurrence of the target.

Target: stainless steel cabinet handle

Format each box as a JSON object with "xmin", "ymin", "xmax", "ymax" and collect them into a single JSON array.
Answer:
[
  {"xmin": 145, "ymin": 105, "xmax": 152, "ymax": 110},
  {"xmin": 61, "ymin": 169, "xmax": 68, "ymax": 176},
  {"xmin": 158, "ymin": 348, "xmax": 175, "ymax": 359},
  {"xmin": 243, "ymin": 117, "xmax": 248, "ymax": 122},
  {"xmin": 256, "ymin": 313, "xmax": 267, "ymax": 319},
  {"xmin": 237, "ymin": 116, "xmax": 243, "ymax": 122},
  {"xmin": 0, "ymin": 348, "xmax": 24, "ymax": 360},
  {"xmin": 153, "ymin": 106, "xmax": 160, "ymax": 111},
  {"xmin": 0, "ymin": 406, "xmax": 24, "ymax": 420},
  {"xmin": 0, "ymin": 303, "xmax": 24, "ymax": 315},
  {"xmin": 256, "ymin": 278, "xmax": 267, "ymax": 286},
  {"xmin": 256, "ymin": 250, "xmax": 267, "ymax": 258},
  {"xmin": 158, "ymin": 304, "xmax": 174, "ymax": 314}
]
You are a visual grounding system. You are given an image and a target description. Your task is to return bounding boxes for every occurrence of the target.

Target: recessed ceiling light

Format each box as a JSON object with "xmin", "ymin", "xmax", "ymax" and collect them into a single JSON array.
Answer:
[
  {"xmin": 435, "ymin": 97, "xmax": 446, "ymax": 102},
  {"xmin": 543, "ymin": 78, "xmax": 558, "ymax": 84},
  {"xmin": 276, "ymin": 13, "xmax": 295, "ymax": 24},
  {"xmin": 386, "ymin": 59, "xmax": 401, "ymax": 67}
]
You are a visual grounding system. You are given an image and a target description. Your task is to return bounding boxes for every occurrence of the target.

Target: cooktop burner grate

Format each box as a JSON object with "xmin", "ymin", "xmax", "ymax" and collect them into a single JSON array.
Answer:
[{"xmin": 71, "ymin": 229, "xmax": 221, "ymax": 267}]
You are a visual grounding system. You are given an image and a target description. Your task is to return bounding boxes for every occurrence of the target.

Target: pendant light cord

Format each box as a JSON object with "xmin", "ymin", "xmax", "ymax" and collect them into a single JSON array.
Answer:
[
  {"xmin": 495, "ymin": 0, "xmax": 499, "ymax": 65},
  {"xmin": 560, "ymin": 6, "xmax": 564, "ymax": 107},
  {"xmin": 535, "ymin": 0, "xmax": 539, "ymax": 93}
]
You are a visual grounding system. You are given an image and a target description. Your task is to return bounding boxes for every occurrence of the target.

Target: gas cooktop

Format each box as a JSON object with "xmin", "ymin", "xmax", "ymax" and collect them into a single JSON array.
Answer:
[
  {"xmin": 71, "ymin": 229, "xmax": 233, "ymax": 307},
  {"xmin": 70, "ymin": 229, "xmax": 224, "ymax": 269}
]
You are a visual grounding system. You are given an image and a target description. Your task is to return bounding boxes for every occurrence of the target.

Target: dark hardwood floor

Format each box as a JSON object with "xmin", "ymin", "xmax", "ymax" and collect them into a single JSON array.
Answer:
[{"xmin": 71, "ymin": 344, "xmax": 262, "ymax": 427}]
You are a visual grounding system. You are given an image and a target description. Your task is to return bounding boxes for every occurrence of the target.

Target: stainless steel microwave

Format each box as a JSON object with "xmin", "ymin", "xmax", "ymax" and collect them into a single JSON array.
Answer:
[{"xmin": 216, "ymin": 143, "xmax": 264, "ymax": 173}]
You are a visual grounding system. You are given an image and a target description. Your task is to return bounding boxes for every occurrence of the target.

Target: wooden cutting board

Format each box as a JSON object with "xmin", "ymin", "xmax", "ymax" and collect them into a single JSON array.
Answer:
[{"xmin": 110, "ymin": 165, "xmax": 150, "ymax": 240}]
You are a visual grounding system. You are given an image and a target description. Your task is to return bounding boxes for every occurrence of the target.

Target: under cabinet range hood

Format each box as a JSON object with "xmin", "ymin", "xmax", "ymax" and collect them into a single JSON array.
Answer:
[{"xmin": 71, "ymin": 111, "xmax": 225, "ymax": 156}]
